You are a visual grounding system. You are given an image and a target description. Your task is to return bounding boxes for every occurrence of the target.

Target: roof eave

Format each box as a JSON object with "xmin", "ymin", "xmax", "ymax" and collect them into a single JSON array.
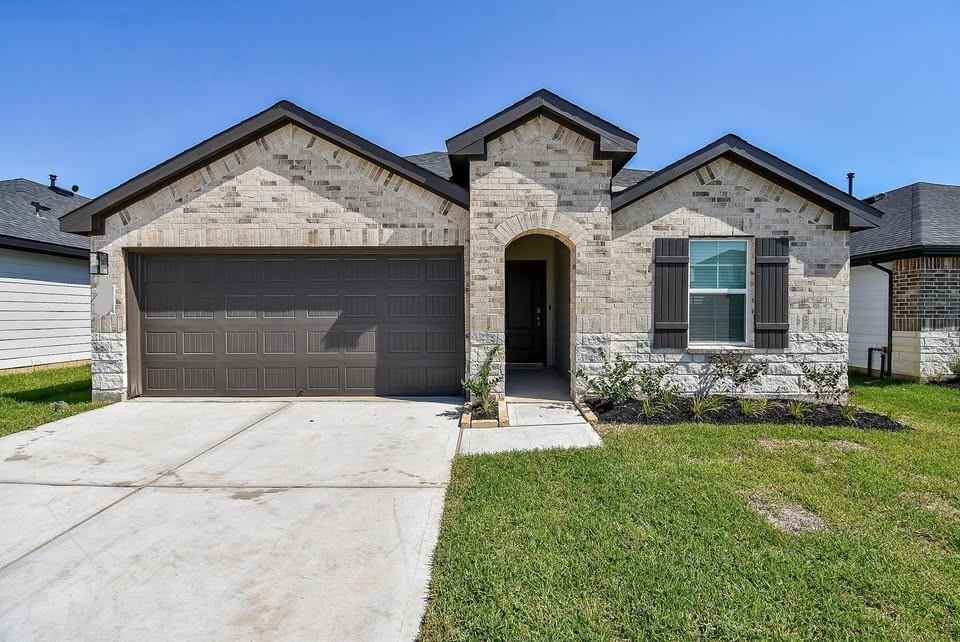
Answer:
[
  {"xmin": 60, "ymin": 101, "xmax": 469, "ymax": 235},
  {"xmin": 0, "ymin": 234, "xmax": 89, "ymax": 259},
  {"xmin": 850, "ymin": 244, "xmax": 960, "ymax": 265}
]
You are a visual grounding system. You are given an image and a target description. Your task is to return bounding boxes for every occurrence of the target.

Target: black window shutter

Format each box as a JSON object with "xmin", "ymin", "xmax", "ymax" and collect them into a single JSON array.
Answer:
[
  {"xmin": 755, "ymin": 238, "xmax": 790, "ymax": 349},
  {"xmin": 653, "ymin": 238, "xmax": 689, "ymax": 349}
]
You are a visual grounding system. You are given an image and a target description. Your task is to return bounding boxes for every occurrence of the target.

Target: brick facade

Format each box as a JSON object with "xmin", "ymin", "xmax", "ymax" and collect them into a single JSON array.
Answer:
[
  {"xmin": 88, "ymin": 115, "xmax": 855, "ymax": 402},
  {"xmin": 891, "ymin": 257, "xmax": 960, "ymax": 378},
  {"xmin": 89, "ymin": 124, "xmax": 468, "ymax": 400},
  {"xmin": 467, "ymin": 115, "xmax": 611, "ymax": 395},
  {"xmin": 602, "ymin": 156, "xmax": 850, "ymax": 397}
]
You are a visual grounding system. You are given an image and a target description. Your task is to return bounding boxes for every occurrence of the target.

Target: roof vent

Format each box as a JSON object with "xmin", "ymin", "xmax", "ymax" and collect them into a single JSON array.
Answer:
[
  {"xmin": 47, "ymin": 173, "xmax": 77, "ymax": 197},
  {"xmin": 30, "ymin": 201, "xmax": 51, "ymax": 216},
  {"xmin": 847, "ymin": 172, "xmax": 855, "ymax": 196}
]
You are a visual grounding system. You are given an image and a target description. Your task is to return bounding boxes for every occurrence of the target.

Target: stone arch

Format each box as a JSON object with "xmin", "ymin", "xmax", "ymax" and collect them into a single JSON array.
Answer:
[
  {"xmin": 493, "ymin": 211, "xmax": 590, "ymax": 248},
  {"xmin": 499, "ymin": 222, "xmax": 581, "ymax": 400}
]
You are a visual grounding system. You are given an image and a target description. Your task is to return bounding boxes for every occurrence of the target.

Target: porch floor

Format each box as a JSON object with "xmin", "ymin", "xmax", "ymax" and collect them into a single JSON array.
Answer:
[{"xmin": 505, "ymin": 367, "xmax": 570, "ymax": 402}]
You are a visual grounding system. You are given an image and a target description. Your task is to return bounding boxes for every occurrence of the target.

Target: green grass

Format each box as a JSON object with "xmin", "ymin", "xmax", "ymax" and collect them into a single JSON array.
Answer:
[
  {"xmin": 0, "ymin": 364, "xmax": 107, "ymax": 437},
  {"xmin": 421, "ymin": 373, "xmax": 960, "ymax": 640}
]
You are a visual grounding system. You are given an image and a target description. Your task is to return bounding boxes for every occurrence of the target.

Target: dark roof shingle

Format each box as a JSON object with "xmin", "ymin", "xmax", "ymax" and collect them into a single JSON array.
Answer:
[
  {"xmin": 0, "ymin": 179, "xmax": 89, "ymax": 253},
  {"xmin": 851, "ymin": 182, "xmax": 960, "ymax": 258}
]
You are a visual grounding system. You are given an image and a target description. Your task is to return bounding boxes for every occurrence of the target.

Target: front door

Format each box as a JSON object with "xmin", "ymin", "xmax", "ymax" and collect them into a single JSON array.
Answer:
[{"xmin": 505, "ymin": 260, "xmax": 546, "ymax": 364}]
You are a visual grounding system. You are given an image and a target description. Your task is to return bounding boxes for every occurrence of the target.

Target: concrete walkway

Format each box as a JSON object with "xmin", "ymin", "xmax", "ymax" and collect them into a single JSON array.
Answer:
[
  {"xmin": 0, "ymin": 398, "xmax": 461, "ymax": 641},
  {"xmin": 459, "ymin": 401, "xmax": 602, "ymax": 455}
]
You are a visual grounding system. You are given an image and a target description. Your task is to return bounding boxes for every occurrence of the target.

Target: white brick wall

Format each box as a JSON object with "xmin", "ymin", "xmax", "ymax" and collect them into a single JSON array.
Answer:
[
  {"xmin": 89, "ymin": 124, "xmax": 468, "ymax": 400},
  {"xmin": 89, "ymin": 116, "xmax": 855, "ymax": 401},
  {"xmin": 599, "ymin": 156, "xmax": 851, "ymax": 397}
]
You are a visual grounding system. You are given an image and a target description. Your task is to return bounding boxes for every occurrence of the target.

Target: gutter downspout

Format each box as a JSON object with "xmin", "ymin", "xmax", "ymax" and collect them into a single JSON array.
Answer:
[{"xmin": 871, "ymin": 262, "xmax": 894, "ymax": 376}]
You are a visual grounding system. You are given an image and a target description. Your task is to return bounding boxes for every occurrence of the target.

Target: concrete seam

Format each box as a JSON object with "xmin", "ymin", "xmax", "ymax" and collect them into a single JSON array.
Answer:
[{"xmin": 0, "ymin": 402, "xmax": 293, "ymax": 575}]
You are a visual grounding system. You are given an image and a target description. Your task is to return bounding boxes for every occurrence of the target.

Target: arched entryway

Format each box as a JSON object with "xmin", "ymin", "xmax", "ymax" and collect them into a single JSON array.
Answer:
[{"xmin": 503, "ymin": 233, "xmax": 574, "ymax": 400}]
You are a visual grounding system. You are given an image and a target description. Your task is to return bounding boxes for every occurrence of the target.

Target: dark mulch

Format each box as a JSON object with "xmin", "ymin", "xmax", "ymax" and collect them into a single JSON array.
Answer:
[
  {"xmin": 587, "ymin": 396, "xmax": 908, "ymax": 431},
  {"xmin": 933, "ymin": 377, "xmax": 960, "ymax": 389},
  {"xmin": 468, "ymin": 404, "xmax": 499, "ymax": 421}
]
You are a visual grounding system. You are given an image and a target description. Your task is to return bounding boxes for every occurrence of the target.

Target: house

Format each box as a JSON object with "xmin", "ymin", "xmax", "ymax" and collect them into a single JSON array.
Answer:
[
  {"xmin": 849, "ymin": 182, "xmax": 960, "ymax": 379},
  {"xmin": 59, "ymin": 89, "xmax": 881, "ymax": 401},
  {"xmin": 0, "ymin": 176, "xmax": 90, "ymax": 370}
]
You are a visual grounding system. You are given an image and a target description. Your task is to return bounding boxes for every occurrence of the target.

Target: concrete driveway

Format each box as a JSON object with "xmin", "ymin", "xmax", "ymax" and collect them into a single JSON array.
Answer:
[{"xmin": 0, "ymin": 397, "xmax": 462, "ymax": 641}]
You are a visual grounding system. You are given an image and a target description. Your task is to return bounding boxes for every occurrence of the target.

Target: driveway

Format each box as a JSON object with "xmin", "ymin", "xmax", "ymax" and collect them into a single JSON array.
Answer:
[{"xmin": 0, "ymin": 397, "xmax": 462, "ymax": 641}]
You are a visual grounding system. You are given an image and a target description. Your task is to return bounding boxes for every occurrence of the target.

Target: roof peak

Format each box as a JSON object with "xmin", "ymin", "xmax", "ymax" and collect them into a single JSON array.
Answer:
[{"xmin": 443, "ymin": 88, "xmax": 638, "ymax": 184}]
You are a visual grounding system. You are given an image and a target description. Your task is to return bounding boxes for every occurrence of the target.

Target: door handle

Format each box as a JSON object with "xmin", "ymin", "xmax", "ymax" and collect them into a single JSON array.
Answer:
[{"xmin": 535, "ymin": 307, "xmax": 542, "ymax": 327}]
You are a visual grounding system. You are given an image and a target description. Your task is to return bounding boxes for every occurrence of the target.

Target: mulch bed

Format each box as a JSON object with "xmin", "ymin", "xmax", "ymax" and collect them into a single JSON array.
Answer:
[
  {"xmin": 933, "ymin": 377, "xmax": 960, "ymax": 389},
  {"xmin": 468, "ymin": 404, "xmax": 499, "ymax": 421},
  {"xmin": 586, "ymin": 397, "xmax": 908, "ymax": 431}
]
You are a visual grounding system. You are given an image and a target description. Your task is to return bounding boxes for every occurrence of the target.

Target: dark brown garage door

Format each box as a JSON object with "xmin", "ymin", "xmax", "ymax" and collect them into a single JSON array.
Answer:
[{"xmin": 132, "ymin": 251, "xmax": 464, "ymax": 397}]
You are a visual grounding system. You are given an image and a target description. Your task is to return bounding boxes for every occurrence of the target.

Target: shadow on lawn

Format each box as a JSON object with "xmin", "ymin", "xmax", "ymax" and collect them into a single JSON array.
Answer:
[{"xmin": 2, "ymin": 379, "xmax": 93, "ymax": 404}]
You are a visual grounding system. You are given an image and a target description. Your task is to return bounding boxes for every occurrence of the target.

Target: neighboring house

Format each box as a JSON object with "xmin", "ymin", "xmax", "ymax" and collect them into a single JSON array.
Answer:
[
  {"xmin": 0, "ymin": 176, "xmax": 90, "ymax": 370},
  {"xmin": 849, "ymin": 182, "xmax": 960, "ymax": 379},
  {"xmin": 59, "ymin": 89, "xmax": 880, "ymax": 401}
]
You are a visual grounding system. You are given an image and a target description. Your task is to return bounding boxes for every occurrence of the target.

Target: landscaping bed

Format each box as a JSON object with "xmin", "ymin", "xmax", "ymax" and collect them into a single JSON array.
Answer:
[
  {"xmin": 933, "ymin": 376, "xmax": 960, "ymax": 390},
  {"xmin": 587, "ymin": 396, "xmax": 908, "ymax": 430}
]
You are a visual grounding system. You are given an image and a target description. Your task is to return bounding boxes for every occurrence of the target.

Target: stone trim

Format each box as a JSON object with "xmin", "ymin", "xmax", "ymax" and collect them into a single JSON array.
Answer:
[{"xmin": 492, "ymin": 211, "xmax": 589, "ymax": 247}]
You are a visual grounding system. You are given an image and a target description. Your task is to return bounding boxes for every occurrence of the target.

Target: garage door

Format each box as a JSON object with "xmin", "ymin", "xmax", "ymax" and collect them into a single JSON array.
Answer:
[{"xmin": 133, "ymin": 252, "xmax": 464, "ymax": 397}]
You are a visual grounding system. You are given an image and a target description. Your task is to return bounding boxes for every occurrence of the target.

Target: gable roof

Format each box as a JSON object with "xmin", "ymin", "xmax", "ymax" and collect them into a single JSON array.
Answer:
[
  {"xmin": 611, "ymin": 134, "xmax": 883, "ymax": 231},
  {"xmin": 0, "ymin": 178, "xmax": 89, "ymax": 258},
  {"xmin": 60, "ymin": 100, "xmax": 470, "ymax": 235},
  {"xmin": 851, "ymin": 182, "xmax": 960, "ymax": 260},
  {"xmin": 444, "ymin": 89, "xmax": 639, "ymax": 184},
  {"xmin": 405, "ymin": 150, "xmax": 653, "ymax": 192}
]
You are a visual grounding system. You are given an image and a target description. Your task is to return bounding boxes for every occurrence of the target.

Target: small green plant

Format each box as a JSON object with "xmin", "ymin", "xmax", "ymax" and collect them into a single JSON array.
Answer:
[
  {"xmin": 948, "ymin": 354, "xmax": 960, "ymax": 379},
  {"xmin": 576, "ymin": 349, "xmax": 639, "ymax": 405},
  {"xmin": 799, "ymin": 363, "xmax": 849, "ymax": 406},
  {"xmin": 461, "ymin": 346, "xmax": 503, "ymax": 417},
  {"xmin": 659, "ymin": 385, "xmax": 680, "ymax": 410},
  {"xmin": 740, "ymin": 397, "xmax": 770, "ymax": 418},
  {"xmin": 709, "ymin": 353, "xmax": 766, "ymax": 394},
  {"xmin": 840, "ymin": 404, "xmax": 860, "ymax": 423},
  {"xmin": 640, "ymin": 398, "xmax": 656, "ymax": 418},
  {"xmin": 690, "ymin": 394, "xmax": 725, "ymax": 421},
  {"xmin": 786, "ymin": 399, "xmax": 813, "ymax": 421}
]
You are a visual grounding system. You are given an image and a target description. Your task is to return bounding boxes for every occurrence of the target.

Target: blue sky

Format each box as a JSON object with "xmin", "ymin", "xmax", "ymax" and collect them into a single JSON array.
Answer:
[{"xmin": 2, "ymin": 1, "xmax": 958, "ymax": 198}]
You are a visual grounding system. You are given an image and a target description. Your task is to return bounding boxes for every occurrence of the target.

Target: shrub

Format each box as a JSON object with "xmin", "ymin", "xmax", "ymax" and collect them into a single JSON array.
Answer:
[
  {"xmin": 659, "ymin": 385, "xmax": 680, "ymax": 410},
  {"xmin": 740, "ymin": 397, "xmax": 769, "ymax": 418},
  {"xmin": 709, "ymin": 353, "xmax": 766, "ymax": 394},
  {"xmin": 576, "ymin": 349, "xmax": 639, "ymax": 406},
  {"xmin": 461, "ymin": 346, "xmax": 503, "ymax": 417},
  {"xmin": 636, "ymin": 364, "xmax": 682, "ymax": 406},
  {"xmin": 640, "ymin": 398, "xmax": 656, "ymax": 418},
  {"xmin": 691, "ymin": 394, "xmax": 725, "ymax": 421},
  {"xmin": 840, "ymin": 403, "xmax": 860, "ymax": 423},
  {"xmin": 786, "ymin": 399, "xmax": 813, "ymax": 420},
  {"xmin": 799, "ymin": 363, "xmax": 849, "ymax": 406},
  {"xmin": 948, "ymin": 354, "xmax": 960, "ymax": 379}
]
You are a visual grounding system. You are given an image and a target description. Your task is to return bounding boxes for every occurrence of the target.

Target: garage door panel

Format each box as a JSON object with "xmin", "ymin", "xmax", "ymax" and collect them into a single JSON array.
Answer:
[{"xmin": 137, "ymin": 253, "xmax": 463, "ymax": 397}]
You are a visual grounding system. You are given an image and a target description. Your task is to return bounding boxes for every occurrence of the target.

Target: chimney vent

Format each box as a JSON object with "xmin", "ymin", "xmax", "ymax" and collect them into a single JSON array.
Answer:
[
  {"xmin": 49, "ymin": 174, "xmax": 57, "ymax": 188},
  {"xmin": 846, "ymin": 172, "xmax": 855, "ymax": 196}
]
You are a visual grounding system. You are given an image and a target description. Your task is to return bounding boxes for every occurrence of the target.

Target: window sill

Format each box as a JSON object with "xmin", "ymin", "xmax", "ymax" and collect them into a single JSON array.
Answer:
[{"xmin": 687, "ymin": 345, "xmax": 755, "ymax": 355}]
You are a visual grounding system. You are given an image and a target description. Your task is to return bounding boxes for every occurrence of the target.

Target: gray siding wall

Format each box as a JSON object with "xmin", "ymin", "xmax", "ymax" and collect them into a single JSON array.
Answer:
[{"xmin": 0, "ymin": 248, "xmax": 90, "ymax": 369}]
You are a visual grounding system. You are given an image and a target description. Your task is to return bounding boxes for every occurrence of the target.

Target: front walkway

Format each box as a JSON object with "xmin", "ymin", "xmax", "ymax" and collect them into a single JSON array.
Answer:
[
  {"xmin": 460, "ymin": 401, "xmax": 602, "ymax": 455},
  {"xmin": 0, "ymin": 398, "xmax": 461, "ymax": 641}
]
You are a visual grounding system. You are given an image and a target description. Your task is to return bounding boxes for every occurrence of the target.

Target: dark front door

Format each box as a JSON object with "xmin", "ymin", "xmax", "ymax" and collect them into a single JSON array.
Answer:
[
  {"xmin": 505, "ymin": 260, "xmax": 546, "ymax": 364},
  {"xmin": 134, "ymin": 251, "xmax": 464, "ymax": 397}
]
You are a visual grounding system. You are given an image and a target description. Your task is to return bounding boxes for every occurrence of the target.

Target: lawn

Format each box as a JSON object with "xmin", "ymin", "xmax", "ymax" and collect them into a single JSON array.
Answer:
[
  {"xmin": 421, "ymin": 373, "xmax": 960, "ymax": 640},
  {"xmin": 0, "ymin": 365, "xmax": 107, "ymax": 438}
]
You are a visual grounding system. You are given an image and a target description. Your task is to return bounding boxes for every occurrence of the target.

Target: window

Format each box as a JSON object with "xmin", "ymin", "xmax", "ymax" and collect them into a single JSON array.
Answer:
[{"xmin": 689, "ymin": 239, "xmax": 748, "ymax": 344}]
